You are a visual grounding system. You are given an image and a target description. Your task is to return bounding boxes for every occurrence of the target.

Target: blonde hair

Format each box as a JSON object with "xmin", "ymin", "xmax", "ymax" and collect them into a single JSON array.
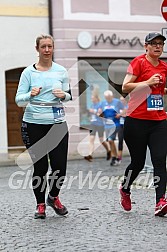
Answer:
[
  {"xmin": 36, "ymin": 34, "xmax": 54, "ymax": 49},
  {"xmin": 92, "ymin": 94, "xmax": 100, "ymax": 102}
]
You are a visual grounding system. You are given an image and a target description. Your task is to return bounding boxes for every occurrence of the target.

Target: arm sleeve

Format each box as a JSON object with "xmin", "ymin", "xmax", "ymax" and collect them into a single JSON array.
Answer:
[
  {"xmin": 61, "ymin": 70, "xmax": 72, "ymax": 101},
  {"xmin": 15, "ymin": 70, "xmax": 31, "ymax": 107}
]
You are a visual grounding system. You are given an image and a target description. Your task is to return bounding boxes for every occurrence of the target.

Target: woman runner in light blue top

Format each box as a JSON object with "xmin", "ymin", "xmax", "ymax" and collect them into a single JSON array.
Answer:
[{"xmin": 15, "ymin": 34, "xmax": 72, "ymax": 219}]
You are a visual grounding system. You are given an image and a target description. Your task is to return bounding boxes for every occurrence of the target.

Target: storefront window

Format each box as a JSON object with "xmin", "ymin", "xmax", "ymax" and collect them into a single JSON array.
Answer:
[
  {"xmin": 78, "ymin": 58, "xmax": 130, "ymax": 128},
  {"xmin": 78, "ymin": 57, "xmax": 167, "ymax": 129}
]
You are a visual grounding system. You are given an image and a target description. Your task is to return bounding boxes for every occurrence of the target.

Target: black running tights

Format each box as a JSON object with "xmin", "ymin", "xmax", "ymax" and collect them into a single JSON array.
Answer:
[
  {"xmin": 21, "ymin": 121, "xmax": 68, "ymax": 204},
  {"xmin": 121, "ymin": 117, "xmax": 167, "ymax": 203}
]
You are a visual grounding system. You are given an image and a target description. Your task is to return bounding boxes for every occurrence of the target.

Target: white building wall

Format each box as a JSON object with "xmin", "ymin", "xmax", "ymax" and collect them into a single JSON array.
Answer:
[
  {"xmin": 63, "ymin": 0, "xmax": 165, "ymax": 23},
  {"xmin": 0, "ymin": 1, "xmax": 49, "ymax": 156}
]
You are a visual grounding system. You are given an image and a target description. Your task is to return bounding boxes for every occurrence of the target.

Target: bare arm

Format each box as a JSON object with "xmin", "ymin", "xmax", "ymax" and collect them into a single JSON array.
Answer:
[{"xmin": 122, "ymin": 73, "xmax": 162, "ymax": 94}]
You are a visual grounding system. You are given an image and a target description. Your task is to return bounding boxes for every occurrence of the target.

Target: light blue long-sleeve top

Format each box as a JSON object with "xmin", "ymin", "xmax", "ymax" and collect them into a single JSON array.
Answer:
[{"xmin": 15, "ymin": 62, "xmax": 71, "ymax": 124}]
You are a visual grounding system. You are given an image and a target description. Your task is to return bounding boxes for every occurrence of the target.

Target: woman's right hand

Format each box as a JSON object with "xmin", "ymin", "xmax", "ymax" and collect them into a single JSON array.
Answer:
[
  {"xmin": 146, "ymin": 74, "xmax": 162, "ymax": 87},
  {"xmin": 30, "ymin": 87, "xmax": 42, "ymax": 96}
]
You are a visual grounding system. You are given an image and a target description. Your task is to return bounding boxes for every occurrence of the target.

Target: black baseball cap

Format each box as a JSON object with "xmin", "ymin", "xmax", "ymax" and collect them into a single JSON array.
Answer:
[{"xmin": 145, "ymin": 32, "xmax": 166, "ymax": 43}]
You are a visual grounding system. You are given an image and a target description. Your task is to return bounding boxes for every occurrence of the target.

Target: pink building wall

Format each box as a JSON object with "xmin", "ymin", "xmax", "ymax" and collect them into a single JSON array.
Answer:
[{"xmin": 51, "ymin": 0, "xmax": 167, "ymax": 158}]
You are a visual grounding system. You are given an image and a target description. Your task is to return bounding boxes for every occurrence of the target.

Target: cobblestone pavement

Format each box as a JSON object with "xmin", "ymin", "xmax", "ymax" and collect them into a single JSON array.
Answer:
[{"xmin": 0, "ymin": 156, "xmax": 167, "ymax": 252}]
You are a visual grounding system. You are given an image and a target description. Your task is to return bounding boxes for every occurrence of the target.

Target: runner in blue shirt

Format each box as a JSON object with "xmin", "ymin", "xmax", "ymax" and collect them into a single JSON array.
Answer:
[
  {"xmin": 84, "ymin": 94, "xmax": 110, "ymax": 161},
  {"xmin": 99, "ymin": 90, "xmax": 124, "ymax": 166}
]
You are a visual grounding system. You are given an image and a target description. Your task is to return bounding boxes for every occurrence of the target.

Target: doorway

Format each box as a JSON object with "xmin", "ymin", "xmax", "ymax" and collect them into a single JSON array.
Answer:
[{"xmin": 6, "ymin": 68, "xmax": 25, "ymax": 147}]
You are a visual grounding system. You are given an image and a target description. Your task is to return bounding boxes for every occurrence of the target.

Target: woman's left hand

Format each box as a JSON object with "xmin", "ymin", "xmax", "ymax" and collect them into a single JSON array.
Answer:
[{"xmin": 52, "ymin": 89, "xmax": 66, "ymax": 99}]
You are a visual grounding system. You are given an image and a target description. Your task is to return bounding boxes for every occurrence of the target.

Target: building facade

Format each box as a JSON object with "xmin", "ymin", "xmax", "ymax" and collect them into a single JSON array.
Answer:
[
  {"xmin": 50, "ymin": 0, "xmax": 167, "ymax": 158},
  {"xmin": 0, "ymin": 0, "xmax": 49, "ymax": 158},
  {"xmin": 0, "ymin": 0, "xmax": 167, "ymax": 159}
]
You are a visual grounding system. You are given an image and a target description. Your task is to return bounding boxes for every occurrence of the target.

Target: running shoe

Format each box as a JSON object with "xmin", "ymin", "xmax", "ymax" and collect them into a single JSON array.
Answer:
[
  {"xmin": 34, "ymin": 203, "xmax": 46, "ymax": 219},
  {"xmin": 155, "ymin": 197, "xmax": 167, "ymax": 217},
  {"xmin": 84, "ymin": 155, "xmax": 93, "ymax": 162},
  {"xmin": 110, "ymin": 157, "xmax": 118, "ymax": 166},
  {"xmin": 47, "ymin": 196, "xmax": 68, "ymax": 216},
  {"xmin": 119, "ymin": 186, "xmax": 132, "ymax": 211}
]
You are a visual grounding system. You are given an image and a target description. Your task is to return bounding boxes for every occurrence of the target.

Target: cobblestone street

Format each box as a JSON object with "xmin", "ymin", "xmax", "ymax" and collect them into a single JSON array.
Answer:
[{"xmin": 0, "ymin": 156, "xmax": 167, "ymax": 252}]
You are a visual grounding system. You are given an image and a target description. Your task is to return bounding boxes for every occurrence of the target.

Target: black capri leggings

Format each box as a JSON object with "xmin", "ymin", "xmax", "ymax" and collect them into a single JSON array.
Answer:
[
  {"xmin": 118, "ymin": 125, "xmax": 124, "ymax": 151},
  {"xmin": 122, "ymin": 117, "xmax": 167, "ymax": 203},
  {"xmin": 21, "ymin": 121, "xmax": 69, "ymax": 204}
]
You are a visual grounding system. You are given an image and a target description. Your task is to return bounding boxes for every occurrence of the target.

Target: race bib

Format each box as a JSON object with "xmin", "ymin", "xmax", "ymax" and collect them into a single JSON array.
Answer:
[
  {"xmin": 147, "ymin": 94, "xmax": 163, "ymax": 111},
  {"xmin": 91, "ymin": 114, "xmax": 96, "ymax": 122},
  {"xmin": 52, "ymin": 105, "xmax": 65, "ymax": 122},
  {"xmin": 120, "ymin": 117, "xmax": 125, "ymax": 125},
  {"xmin": 105, "ymin": 118, "xmax": 114, "ymax": 125}
]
